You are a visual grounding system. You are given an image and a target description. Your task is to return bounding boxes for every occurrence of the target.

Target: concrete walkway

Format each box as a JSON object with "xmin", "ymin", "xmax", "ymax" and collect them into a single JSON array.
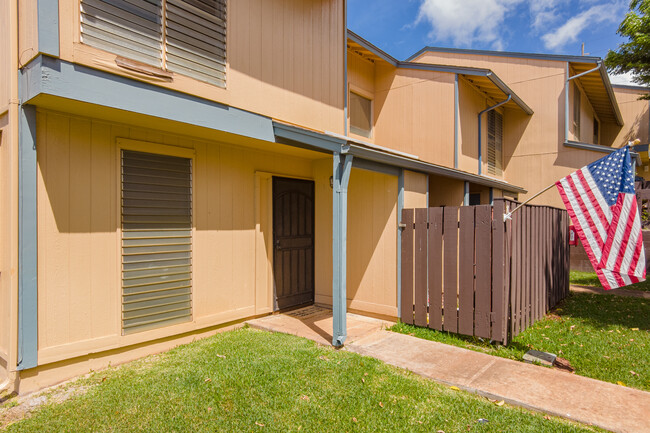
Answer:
[
  {"xmin": 571, "ymin": 284, "xmax": 650, "ymax": 299},
  {"xmin": 248, "ymin": 307, "xmax": 650, "ymax": 433}
]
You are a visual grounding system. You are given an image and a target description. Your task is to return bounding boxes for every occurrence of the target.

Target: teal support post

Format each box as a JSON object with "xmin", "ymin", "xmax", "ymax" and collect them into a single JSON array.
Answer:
[
  {"xmin": 397, "ymin": 169, "xmax": 404, "ymax": 318},
  {"xmin": 18, "ymin": 104, "xmax": 38, "ymax": 370},
  {"xmin": 332, "ymin": 151, "xmax": 353, "ymax": 346}
]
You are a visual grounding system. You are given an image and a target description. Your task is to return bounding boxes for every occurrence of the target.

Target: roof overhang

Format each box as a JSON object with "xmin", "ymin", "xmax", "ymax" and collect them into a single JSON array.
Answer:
[
  {"xmin": 347, "ymin": 31, "xmax": 532, "ymax": 115},
  {"xmin": 274, "ymin": 121, "xmax": 527, "ymax": 194},
  {"xmin": 570, "ymin": 61, "xmax": 623, "ymax": 126}
]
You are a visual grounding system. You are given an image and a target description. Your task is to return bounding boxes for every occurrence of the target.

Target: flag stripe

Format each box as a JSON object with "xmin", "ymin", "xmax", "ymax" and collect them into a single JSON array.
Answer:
[
  {"xmin": 582, "ymin": 169, "xmax": 612, "ymax": 221},
  {"xmin": 576, "ymin": 170, "xmax": 610, "ymax": 228},
  {"xmin": 568, "ymin": 173, "xmax": 607, "ymax": 243},
  {"xmin": 556, "ymin": 146, "xmax": 645, "ymax": 290}
]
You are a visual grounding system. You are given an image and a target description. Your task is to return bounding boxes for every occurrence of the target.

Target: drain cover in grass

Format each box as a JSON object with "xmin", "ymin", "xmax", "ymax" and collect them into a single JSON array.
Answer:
[{"xmin": 523, "ymin": 350, "xmax": 556, "ymax": 366}]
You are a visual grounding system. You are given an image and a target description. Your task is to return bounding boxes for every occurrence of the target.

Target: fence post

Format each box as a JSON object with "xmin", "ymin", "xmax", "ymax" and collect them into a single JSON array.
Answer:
[
  {"xmin": 492, "ymin": 199, "xmax": 506, "ymax": 343},
  {"xmin": 414, "ymin": 209, "xmax": 428, "ymax": 327},
  {"xmin": 401, "ymin": 209, "xmax": 414, "ymax": 324}
]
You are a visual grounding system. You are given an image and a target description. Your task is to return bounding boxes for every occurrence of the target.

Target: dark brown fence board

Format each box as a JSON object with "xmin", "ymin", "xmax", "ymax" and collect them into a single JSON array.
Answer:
[
  {"xmin": 401, "ymin": 201, "xmax": 569, "ymax": 345},
  {"xmin": 492, "ymin": 199, "xmax": 505, "ymax": 343},
  {"xmin": 458, "ymin": 206, "xmax": 475, "ymax": 336},
  {"xmin": 474, "ymin": 205, "xmax": 491, "ymax": 338},
  {"xmin": 428, "ymin": 208, "xmax": 443, "ymax": 330},
  {"xmin": 521, "ymin": 206, "xmax": 531, "ymax": 331},
  {"xmin": 443, "ymin": 207, "xmax": 459, "ymax": 333},
  {"xmin": 512, "ymin": 204, "xmax": 524, "ymax": 337},
  {"xmin": 414, "ymin": 208, "xmax": 428, "ymax": 327},
  {"xmin": 401, "ymin": 209, "xmax": 414, "ymax": 324}
]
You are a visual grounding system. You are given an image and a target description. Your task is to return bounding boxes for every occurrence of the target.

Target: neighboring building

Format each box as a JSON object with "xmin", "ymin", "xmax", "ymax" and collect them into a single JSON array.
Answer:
[{"xmin": 406, "ymin": 46, "xmax": 640, "ymax": 209}]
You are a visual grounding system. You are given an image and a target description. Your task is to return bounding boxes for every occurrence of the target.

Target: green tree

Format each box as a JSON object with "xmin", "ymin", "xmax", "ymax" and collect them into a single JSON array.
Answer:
[{"xmin": 606, "ymin": 0, "xmax": 650, "ymax": 98}]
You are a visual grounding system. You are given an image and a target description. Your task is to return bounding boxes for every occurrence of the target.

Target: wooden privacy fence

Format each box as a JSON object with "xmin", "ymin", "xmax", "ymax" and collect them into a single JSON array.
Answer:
[{"xmin": 400, "ymin": 198, "xmax": 570, "ymax": 345}]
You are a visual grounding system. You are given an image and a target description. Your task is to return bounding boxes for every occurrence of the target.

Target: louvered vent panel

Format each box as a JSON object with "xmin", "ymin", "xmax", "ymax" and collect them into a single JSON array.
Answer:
[
  {"xmin": 487, "ymin": 110, "xmax": 503, "ymax": 176},
  {"xmin": 121, "ymin": 150, "xmax": 192, "ymax": 334},
  {"xmin": 81, "ymin": 0, "xmax": 163, "ymax": 67},
  {"xmin": 165, "ymin": 0, "xmax": 226, "ymax": 87}
]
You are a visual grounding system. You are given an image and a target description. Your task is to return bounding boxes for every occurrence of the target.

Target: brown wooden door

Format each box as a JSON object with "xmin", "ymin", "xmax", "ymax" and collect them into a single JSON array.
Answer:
[{"xmin": 272, "ymin": 177, "xmax": 315, "ymax": 310}]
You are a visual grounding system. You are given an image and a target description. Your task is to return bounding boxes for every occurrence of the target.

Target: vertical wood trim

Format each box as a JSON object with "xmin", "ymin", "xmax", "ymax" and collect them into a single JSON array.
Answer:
[
  {"xmin": 443, "ymin": 207, "xmax": 458, "ymax": 333},
  {"xmin": 428, "ymin": 207, "xmax": 443, "ymax": 331},
  {"xmin": 414, "ymin": 208, "xmax": 428, "ymax": 327},
  {"xmin": 400, "ymin": 208, "xmax": 414, "ymax": 324},
  {"xmin": 458, "ymin": 206, "xmax": 474, "ymax": 335}
]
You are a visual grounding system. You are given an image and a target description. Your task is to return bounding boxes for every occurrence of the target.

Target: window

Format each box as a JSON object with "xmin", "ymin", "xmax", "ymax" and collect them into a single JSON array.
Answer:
[
  {"xmin": 80, "ymin": 0, "xmax": 226, "ymax": 87},
  {"xmin": 593, "ymin": 116, "xmax": 600, "ymax": 144},
  {"xmin": 349, "ymin": 91, "xmax": 373, "ymax": 138},
  {"xmin": 121, "ymin": 150, "xmax": 193, "ymax": 334},
  {"xmin": 573, "ymin": 83, "xmax": 581, "ymax": 140},
  {"xmin": 469, "ymin": 193, "xmax": 481, "ymax": 206},
  {"xmin": 487, "ymin": 110, "xmax": 503, "ymax": 176}
]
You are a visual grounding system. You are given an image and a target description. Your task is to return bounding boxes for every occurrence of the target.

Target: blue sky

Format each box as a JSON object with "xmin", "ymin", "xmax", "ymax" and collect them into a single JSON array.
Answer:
[{"xmin": 347, "ymin": 0, "xmax": 634, "ymax": 84}]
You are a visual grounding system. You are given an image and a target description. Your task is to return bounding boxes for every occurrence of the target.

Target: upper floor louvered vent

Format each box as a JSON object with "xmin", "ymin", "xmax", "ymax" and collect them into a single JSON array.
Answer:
[
  {"xmin": 487, "ymin": 110, "xmax": 503, "ymax": 176},
  {"xmin": 80, "ymin": 0, "xmax": 226, "ymax": 87}
]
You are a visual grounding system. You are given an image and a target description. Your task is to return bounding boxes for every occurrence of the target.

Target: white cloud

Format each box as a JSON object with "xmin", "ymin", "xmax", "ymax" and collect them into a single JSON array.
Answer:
[
  {"xmin": 541, "ymin": 4, "xmax": 619, "ymax": 50},
  {"xmin": 416, "ymin": 0, "xmax": 523, "ymax": 49},
  {"xmin": 609, "ymin": 71, "xmax": 637, "ymax": 85},
  {"xmin": 529, "ymin": 0, "xmax": 568, "ymax": 32}
]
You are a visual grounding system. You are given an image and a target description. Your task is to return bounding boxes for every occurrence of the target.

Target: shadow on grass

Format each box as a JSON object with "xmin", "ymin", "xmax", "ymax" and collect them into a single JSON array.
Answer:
[{"xmin": 550, "ymin": 293, "xmax": 649, "ymax": 331}]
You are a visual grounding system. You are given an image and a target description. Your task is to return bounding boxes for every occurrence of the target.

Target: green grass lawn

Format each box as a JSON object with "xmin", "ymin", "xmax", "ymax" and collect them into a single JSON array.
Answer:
[
  {"xmin": 570, "ymin": 270, "xmax": 650, "ymax": 291},
  {"xmin": 391, "ymin": 293, "xmax": 649, "ymax": 391},
  {"xmin": 3, "ymin": 327, "xmax": 603, "ymax": 433}
]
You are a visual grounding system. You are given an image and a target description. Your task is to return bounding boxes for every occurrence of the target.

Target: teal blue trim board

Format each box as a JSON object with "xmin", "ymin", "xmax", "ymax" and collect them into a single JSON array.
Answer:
[
  {"xmin": 38, "ymin": 0, "xmax": 59, "ymax": 57},
  {"xmin": 332, "ymin": 152, "xmax": 353, "ymax": 346},
  {"xmin": 18, "ymin": 103, "xmax": 38, "ymax": 371},
  {"xmin": 21, "ymin": 56, "xmax": 275, "ymax": 143}
]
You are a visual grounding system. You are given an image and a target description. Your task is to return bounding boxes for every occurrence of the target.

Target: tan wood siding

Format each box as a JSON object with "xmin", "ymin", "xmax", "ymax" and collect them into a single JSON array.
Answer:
[
  {"xmin": 60, "ymin": 0, "xmax": 344, "ymax": 134},
  {"xmin": 314, "ymin": 161, "xmax": 398, "ymax": 318},
  {"xmin": 36, "ymin": 109, "xmax": 321, "ymax": 357},
  {"xmin": 0, "ymin": 115, "xmax": 11, "ymax": 379},
  {"xmin": 603, "ymin": 87, "xmax": 649, "ymax": 147},
  {"xmin": 373, "ymin": 64, "xmax": 455, "ymax": 166},
  {"xmin": 415, "ymin": 52, "xmax": 592, "ymax": 208}
]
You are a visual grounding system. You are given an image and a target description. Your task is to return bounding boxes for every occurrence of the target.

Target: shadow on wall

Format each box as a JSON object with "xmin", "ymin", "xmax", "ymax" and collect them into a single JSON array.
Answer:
[{"xmin": 228, "ymin": 0, "xmax": 343, "ymax": 111}]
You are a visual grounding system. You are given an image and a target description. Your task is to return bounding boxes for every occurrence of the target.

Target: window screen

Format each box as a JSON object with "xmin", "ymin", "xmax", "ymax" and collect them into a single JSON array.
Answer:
[
  {"xmin": 487, "ymin": 110, "xmax": 503, "ymax": 176},
  {"xmin": 573, "ymin": 83, "xmax": 581, "ymax": 140},
  {"xmin": 121, "ymin": 150, "xmax": 193, "ymax": 334},
  {"xmin": 349, "ymin": 92, "xmax": 372, "ymax": 138},
  {"xmin": 593, "ymin": 117, "xmax": 599, "ymax": 144},
  {"xmin": 81, "ymin": 0, "xmax": 226, "ymax": 87}
]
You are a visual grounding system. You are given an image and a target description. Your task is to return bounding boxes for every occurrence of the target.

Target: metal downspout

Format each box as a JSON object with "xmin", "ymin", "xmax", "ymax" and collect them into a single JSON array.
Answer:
[
  {"xmin": 478, "ymin": 94, "xmax": 511, "ymax": 176},
  {"xmin": 565, "ymin": 61, "xmax": 601, "ymax": 143}
]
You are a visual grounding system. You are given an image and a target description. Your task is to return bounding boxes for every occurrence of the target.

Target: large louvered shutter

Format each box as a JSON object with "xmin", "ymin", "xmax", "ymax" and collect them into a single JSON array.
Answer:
[
  {"xmin": 165, "ymin": 0, "xmax": 227, "ymax": 87},
  {"xmin": 121, "ymin": 150, "xmax": 193, "ymax": 334},
  {"xmin": 80, "ymin": 0, "xmax": 163, "ymax": 67},
  {"xmin": 487, "ymin": 110, "xmax": 503, "ymax": 176},
  {"xmin": 80, "ymin": 0, "xmax": 226, "ymax": 86}
]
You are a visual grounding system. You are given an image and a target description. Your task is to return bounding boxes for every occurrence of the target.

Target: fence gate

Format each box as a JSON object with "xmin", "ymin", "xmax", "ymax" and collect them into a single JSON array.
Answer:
[{"xmin": 400, "ymin": 198, "xmax": 569, "ymax": 344}]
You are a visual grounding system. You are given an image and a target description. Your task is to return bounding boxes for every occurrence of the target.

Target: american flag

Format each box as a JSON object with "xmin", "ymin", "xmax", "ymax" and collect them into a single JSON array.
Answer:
[{"xmin": 556, "ymin": 146, "xmax": 645, "ymax": 290}]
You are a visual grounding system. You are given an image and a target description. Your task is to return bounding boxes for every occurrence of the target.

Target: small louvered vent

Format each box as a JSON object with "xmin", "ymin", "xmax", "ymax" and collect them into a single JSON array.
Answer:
[
  {"xmin": 165, "ymin": 0, "xmax": 226, "ymax": 87},
  {"xmin": 80, "ymin": 0, "xmax": 226, "ymax": 87},
  {"xmin": 80, "ymin": 0, "xmax": 163, "ymax": 67},
  {"xmin": 487, "ymin": 110, "xmax": 503, "ymax": 176},
  {"xmin": 121, "ymin": 150, "xmax": 192, "ymax": 334}
]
